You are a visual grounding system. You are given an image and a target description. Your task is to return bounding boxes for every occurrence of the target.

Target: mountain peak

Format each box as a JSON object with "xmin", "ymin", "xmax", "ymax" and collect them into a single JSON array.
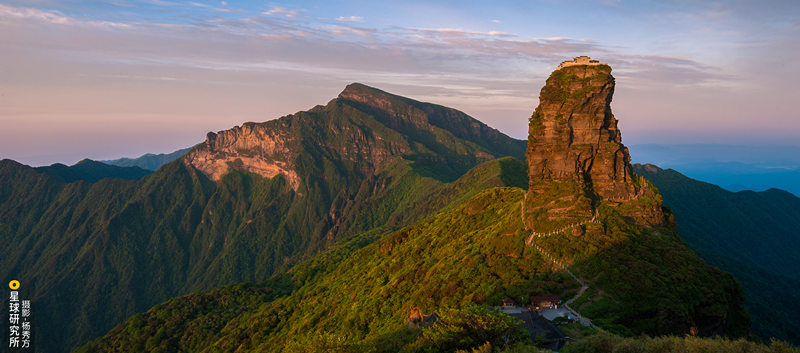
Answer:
[
  {"xmin": 523, "ymin": 60, "xmax": 665, "ymax": 229},
  {"xmin": 338, "ymin": 83, "xmax": 526, "ymax": 163},
  {"xmin": 75, "ymin": 158, "xmax": 98, "ymax": 166},
  {"xmin": 338, "ymin": 82, "xmax": 384, "ymax": 98},
  {"xmin": 184, "ymin": 83, "xmax": 525, "ymax": 188},
  {"xmin": 639, "ymin": 163, "xmax": 663, "ymax": 173},
  {"xmin": 337, "ymin": 82, "xmax": 400, "ymax": 109}
]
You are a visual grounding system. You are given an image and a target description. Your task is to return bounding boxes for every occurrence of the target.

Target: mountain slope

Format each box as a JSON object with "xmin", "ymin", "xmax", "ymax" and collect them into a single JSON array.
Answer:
[
  {"xmin": 0, "ymin": 83, "xmax": 525, "ymax": 353},
  {"xmin": 632, "ymin": 164, "xmax": 800, "ymax": 281},
  {"xmin": 102, "ymin": 147, "xmax": 192, "ymax": 171},
  {"xmin": 77, "ymin": 188, "xmax": 571, "ymax": 352},
  {"xmin": 633, "ymin": 163, "xmax": 800, "ymax": 343},
  {"xmin": 700, "ymin": 252, "xmax": 800, "ymax": 344},
  {"xmin": 34, "ymin": 158, "xmax": 152, "ymax": 182},
  {"xmin": 78, "ymin": 60, "xmax": 749, "ymax": 352},
  {"xmin": 79, "ymin": 186, "xmax": 748, "ymax": 352}
]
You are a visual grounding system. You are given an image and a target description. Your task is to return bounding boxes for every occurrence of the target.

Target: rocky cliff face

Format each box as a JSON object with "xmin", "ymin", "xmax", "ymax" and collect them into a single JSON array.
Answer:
[
  {"xmin": 185, "ymin": 123, "xmax": 300, "ymax": 189},
  {"xmin": 524, "ymin": 61, "xmax": 664, "ymax": 230}
]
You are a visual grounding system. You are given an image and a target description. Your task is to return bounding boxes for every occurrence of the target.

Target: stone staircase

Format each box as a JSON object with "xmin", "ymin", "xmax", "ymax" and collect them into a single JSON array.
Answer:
[{"xmin": 521, "ymin": 200, "xmax": 600, "ymax": 329}]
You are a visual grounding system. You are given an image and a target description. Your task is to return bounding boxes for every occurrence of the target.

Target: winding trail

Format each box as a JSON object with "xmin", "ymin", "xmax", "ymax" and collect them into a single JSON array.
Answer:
[{"xmin": 520, "ymin": 199, "xmax": 600, "ymax": 329}]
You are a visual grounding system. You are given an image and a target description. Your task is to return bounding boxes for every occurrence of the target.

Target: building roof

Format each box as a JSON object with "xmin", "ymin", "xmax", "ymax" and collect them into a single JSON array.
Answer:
[
  {"xmin": 530, "ymin": 295, "xmax": 560, "ymax": 303},
  {"xmin": 556, "ymin": 56, "xmax": 607, "ymax": 69},
  {"xmin": 508, "ymin": 310, "xmax": 567, "ymax": 351}
]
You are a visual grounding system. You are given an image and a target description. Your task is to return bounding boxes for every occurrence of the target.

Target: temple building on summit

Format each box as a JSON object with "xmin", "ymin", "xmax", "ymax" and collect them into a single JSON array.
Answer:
[{"xmin": 557, "ymin": 56, "xmax": 607, "ymax": 69}]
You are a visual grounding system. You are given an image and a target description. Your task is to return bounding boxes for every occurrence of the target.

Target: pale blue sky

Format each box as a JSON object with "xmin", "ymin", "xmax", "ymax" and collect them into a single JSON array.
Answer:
[{"xmin": 1, "ymin": 0, "xmax": 798, "ymax": 165}]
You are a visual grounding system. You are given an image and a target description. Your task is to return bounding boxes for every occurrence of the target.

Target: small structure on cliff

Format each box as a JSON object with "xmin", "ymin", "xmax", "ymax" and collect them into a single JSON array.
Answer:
[{"xmin": 557, "ymin": 56, "xmax": 607, "ymax": 70}]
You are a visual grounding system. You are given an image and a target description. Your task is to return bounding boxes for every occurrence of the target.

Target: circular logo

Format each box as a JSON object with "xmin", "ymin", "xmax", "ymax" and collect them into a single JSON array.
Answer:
[{"xmin": 9, "ymin": 280, "xmax": 20, "ymax": 290}]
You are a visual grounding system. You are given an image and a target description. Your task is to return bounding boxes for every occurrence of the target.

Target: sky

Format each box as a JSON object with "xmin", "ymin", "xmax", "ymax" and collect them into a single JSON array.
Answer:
[{"xmin": 1, "ymin": 0, "xmax": 799, "ymax": 166}]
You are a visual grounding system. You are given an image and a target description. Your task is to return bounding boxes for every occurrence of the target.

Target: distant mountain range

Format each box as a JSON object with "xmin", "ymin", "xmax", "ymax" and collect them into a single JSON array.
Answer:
[
  {"xmin": 101, "ymin": 147, "xmax": 193, "ymax": 171},
  {"xmin": 634, "ymin": 164, "xmax": 800, "ymax": 343},
  {"xmin": 34, "ymin": 159, "xmax": 151, "ymax": 182},
  {"xmin": 630, "ymin": 144, "xmax": 800, "ymax": 197}
]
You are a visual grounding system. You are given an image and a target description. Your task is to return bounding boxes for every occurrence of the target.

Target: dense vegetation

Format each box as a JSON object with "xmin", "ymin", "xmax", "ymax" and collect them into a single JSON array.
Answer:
[
  {"xmin": 0, "ymin": 85, "xmax": 526, "ymax": 353},
  {"xmin": 537, "ymin": 65, "xmax": 612, "ymax": 105},
  {"xmin": 634, "ymin": 163, "xmax": 800, "ymax": 344},
  {"xmin": 522, "ymin": 182, "xmax": 749, "ymax": 337},
  {"xmin": 76, "ymin": 188, "xmax": 568, "ymax": 352},
  {"xmin": 410, "ymin": 305, "xmax": 530, "ymax": 352},
  {"xmin": 79, "ymin": 181, "xmax": 750, "ymax": 352},
  {"xmin": 562, "ymin": 331, "xmax": 798, "ymax": 353},
  {"xmin": 0, "ymin": 155, "xmax": 527, "ymax": 353}
]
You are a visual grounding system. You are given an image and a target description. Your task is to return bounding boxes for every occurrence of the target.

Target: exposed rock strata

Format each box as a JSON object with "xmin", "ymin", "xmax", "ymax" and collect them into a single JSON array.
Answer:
[
  {"xmin": 524, "ymin": 60, "xmax": 664, "ymax": 229},
  {"xmin": 185, "ymin": 124, "xmax": 300, "ymax": 190}
]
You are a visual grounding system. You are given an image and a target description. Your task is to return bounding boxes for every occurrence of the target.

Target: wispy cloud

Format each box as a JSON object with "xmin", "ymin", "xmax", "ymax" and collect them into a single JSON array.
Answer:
[
  {"xmin": 328, "ymin": 24, "xmax": 374, "ymax": 37},
  {"xmin": 405, "ymin": 27, "xmax": 516, "ymax": 38},
  {"xmin": 608, "ymin": 54, "xmax": 732, "ymax": 87},
  {"xmin": 142, "ymin": 0, "xmax": 179, "ymax": 6},
  {"xmin": 188, "ymin": 1, "xmax": 233, "ymax": 13},
  {"xmin": 262, "ymin": 6, "xmax": 298, "ymax": 18},
  {"xmin": 0, "ymin": 2, "xmax": 728, "ymax": 89},
  {"xmin": 0, "ymin": 4, "xmax": 70, "ymax": 25},
  {"xmin": 335, "ymin": 15, "xmax": 362, "ymax": 23},
  {"xmin": 0, "ymin": 4, "xmax": 133, "ymax": 29}
]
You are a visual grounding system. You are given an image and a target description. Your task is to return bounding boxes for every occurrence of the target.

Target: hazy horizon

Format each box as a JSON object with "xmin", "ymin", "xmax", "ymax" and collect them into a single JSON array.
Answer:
[{"xmin": 2, "ymin": 0, "xmax": 799, "ymax": 166}]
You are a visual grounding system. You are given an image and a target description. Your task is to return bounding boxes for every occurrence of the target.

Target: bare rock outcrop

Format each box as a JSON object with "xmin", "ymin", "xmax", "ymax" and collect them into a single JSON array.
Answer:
[
  {"xmin": 524, "ymin": 58, "xmax": 664, "ymax": 229},
  {"xmin": 184, "ymin": 123, "xmax": 301, "ymax": 190}
]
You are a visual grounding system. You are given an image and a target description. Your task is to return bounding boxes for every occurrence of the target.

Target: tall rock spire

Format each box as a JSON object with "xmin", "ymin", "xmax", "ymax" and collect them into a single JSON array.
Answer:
[{"xmin": 524, "ymin": 58, "xmax": 663, "ymax": 230}]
